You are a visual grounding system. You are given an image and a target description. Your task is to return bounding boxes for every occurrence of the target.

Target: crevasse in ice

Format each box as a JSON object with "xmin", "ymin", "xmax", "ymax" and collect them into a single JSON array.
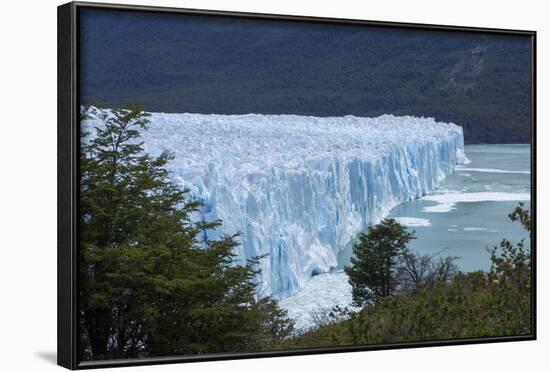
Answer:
[{"xmin": 82, "ymin": 109, "xmax": 467, "ymax": 298}]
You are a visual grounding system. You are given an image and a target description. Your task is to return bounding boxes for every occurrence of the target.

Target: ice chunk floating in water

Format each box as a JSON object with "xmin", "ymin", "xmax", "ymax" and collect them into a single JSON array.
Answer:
[
  {"xmin": 83, "ymin": 108, "xmax": 467, "ymax": 298},
  {"xmin": 394, "ymin": 217, "xmax": 431, "ymax": 227},
  {"xmin": 455, "ymin": 166, "xmax": 530, "ymax": 175},
  {"xmin": 422, "ymin": 191, "xmax": 530, "ymax": 213}
]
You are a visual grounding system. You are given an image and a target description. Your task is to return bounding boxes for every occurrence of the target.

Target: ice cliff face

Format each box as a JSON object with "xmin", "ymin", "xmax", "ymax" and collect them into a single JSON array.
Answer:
[{"xmin": 83, "ymin": 109, "xmax": 467, "ymax": 298}]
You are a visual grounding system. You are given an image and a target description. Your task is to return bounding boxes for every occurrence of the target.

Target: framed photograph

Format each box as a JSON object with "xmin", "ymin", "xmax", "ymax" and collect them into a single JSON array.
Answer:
[{"xmin": 58, "ymin": 1, "xmax": 536, "ymax": 369}]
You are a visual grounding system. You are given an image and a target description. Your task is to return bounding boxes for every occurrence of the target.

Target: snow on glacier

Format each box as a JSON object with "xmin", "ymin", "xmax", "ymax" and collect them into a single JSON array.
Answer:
[{"xmin": 82, "ymin": 108, "xmax": 467, "ymax": 298}]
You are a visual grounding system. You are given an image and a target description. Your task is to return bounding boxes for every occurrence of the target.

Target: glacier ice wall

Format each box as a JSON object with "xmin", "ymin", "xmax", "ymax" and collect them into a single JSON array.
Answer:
[{"xmin": 82, "ymin": 109, "xmax": 467, "ymax": 298}]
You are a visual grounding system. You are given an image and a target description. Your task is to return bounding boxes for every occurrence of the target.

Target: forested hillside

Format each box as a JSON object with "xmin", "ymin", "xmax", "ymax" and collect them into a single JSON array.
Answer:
[{"xmin": 80, "ymin": 9, "xmax": 532, "ymax": 143}]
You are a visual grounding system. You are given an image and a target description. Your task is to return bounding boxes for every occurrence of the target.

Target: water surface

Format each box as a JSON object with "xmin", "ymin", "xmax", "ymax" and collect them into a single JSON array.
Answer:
[{"xmin": 338, "ymin": 144, "xmax": 531, "ymax": 272}]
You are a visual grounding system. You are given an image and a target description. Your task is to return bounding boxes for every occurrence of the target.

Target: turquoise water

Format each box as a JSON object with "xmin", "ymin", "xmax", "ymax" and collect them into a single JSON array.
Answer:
[{"xmin": 338, "ymin": 144, "xmax": 531, "ymax": 273}]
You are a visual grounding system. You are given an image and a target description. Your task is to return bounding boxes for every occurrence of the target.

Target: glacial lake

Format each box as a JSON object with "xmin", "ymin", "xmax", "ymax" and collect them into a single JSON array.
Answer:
[{"xmin": 338, "ymin": 144, "xmax": 532, "ymax": 273}]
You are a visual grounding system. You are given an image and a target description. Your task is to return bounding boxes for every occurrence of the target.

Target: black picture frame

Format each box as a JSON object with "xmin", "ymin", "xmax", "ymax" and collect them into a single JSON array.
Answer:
[{"xmin": 58, "ymin": 1, "xmax": 537, "ymax": 369}]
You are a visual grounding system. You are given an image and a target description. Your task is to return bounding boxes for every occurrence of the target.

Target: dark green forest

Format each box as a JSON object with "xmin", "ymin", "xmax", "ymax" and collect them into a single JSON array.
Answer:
[
  {"xmin": 80, "ymin": 9, "xmax": 532, "ymax": 144},
  {"xmin": 79, "ymin": 107, "xmax": 531, "ymax": 360}
]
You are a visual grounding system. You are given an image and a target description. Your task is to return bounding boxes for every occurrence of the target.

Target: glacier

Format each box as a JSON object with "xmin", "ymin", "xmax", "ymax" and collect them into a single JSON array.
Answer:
[
  {"xmin": 279, "ymin": 271, "xmax": 356, "ymax": 330},
  {"xmin": 82, "ymin": 108, "xmax": 468, "ymax": 299}
]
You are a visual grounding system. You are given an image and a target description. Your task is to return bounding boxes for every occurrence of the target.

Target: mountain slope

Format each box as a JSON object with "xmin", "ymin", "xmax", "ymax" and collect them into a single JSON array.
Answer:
[{"xmin": 80, "ymin": 9, "xmax": 532, "ymax": 144}]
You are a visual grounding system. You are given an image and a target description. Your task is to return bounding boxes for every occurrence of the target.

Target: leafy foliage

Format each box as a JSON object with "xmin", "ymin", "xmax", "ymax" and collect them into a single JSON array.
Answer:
[
  {"xmin": 79, "ymin": 106, "xmax": 294, "ymax": 360},
  {"xmin": 344, "ymin": 218, "xmax": 415, "ymax": 305}
]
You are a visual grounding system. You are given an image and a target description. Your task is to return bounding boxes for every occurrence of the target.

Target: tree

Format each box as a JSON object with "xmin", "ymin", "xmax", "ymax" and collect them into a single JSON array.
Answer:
[
  {"xmin": 396, "ymin": 251, "xmax": 458, "ymax": 294},
  {"xmin": 344, "ymin": 218, "xmax": 415, "ymax": 306},
  {"xmin": 79, "ymin": 106, "xmax": 293, "ymax": 360},
  {"xmin": 486, "ymin": 202, "xmax": 532, "ymax": 335},
  {"xmin": 489, "ymin": 202, "xmax": 531, "ymax": 289}
]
